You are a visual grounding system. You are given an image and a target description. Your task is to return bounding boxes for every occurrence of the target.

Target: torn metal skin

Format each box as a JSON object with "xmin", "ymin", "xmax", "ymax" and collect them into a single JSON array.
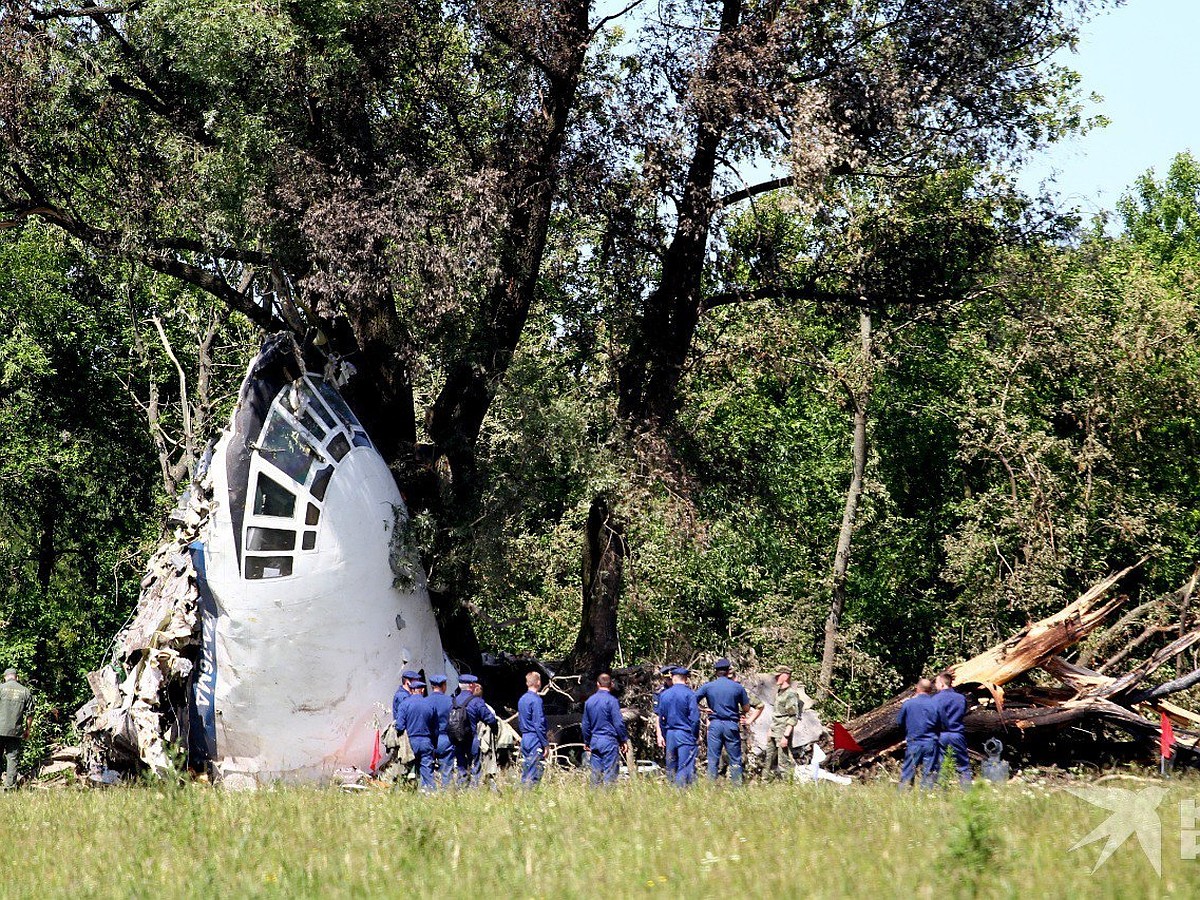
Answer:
[{"xmin": 77, "ymin": 336, "xmax": 454, "ymax": 785}]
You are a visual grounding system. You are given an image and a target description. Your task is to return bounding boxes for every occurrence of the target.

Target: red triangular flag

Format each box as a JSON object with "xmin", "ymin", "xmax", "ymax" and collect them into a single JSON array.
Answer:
[
  {"xmin": 832, "ymin": 722, "xmax": 863, "ymax": 753},
  {"xmin": 1161, "ymin": 712, "xmax": 1176, "ymax": 759},
  {"xmin": 369, "ymin": 729, "xmax": 383, "ymax": 774}
]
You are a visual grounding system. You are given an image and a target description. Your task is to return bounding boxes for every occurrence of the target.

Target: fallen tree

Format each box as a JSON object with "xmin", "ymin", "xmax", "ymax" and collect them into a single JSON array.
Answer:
[{"xmin": 837, "ymin": 560, "xmax": 1200, "ymax": 771}]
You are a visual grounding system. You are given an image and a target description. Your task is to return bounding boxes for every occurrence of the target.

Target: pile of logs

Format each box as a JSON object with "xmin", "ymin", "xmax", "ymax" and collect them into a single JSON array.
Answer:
[{"xmin": 837, "ymin": 561, "xmax": 1200, "ymax": 771}]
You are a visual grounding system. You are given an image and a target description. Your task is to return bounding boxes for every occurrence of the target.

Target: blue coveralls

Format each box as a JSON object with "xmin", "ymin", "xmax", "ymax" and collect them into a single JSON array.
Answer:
[
  {"xmin": 397, "ymin": 694, "xmax": 440, "ymax": 791},
  {"xmin": 697, "ymin": 675, "xmax": 751, "ymax": 782},
  {"xmin": 391, "ymin": 685, "xmax": 412, "ymax": 727},
  {"xmin": 518, "ymin": 689, "xmax": 548, "ymax": 785},
  {"xmin": 427, "ymin": 690, "xmax": 455, "ymax": 788},
  {"xmin": 452, "ymin": 692, "xmax": 497, "ymax": 784},
  {"xmin": 896, "ymin": 692, "xmax": 939, "ymax": 789},
  {"xmin": 934, "ymin": 688, "xmax": 972, "ymax": 785},
  {"xmin": 581, "ymin": 689, "xmax": 627, "ymax": 785},
  {"xmin": 653, "ymin": 686, "xmax": 674, "ymax": 780},
  {"xmin": 657, "ymin": 683, "xmax": 700, "ymax": 787}
]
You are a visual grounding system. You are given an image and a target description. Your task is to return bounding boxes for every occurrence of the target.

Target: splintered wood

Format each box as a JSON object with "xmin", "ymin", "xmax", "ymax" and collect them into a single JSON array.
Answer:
[{"xmin": 838, "ymin": 560, "xmax": 1200, "ymax": 770}]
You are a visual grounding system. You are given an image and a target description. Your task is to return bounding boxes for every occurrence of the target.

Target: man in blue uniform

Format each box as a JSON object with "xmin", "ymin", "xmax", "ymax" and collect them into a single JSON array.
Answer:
[
  {"xmin": 653, "ymin": 666, "xmax": 674, "ymax": 778},
  {"xmin": 387, "ymin": 668, "xmax": 421, "ymax": 780},
  {"xmin": 656, "ymin": 667, "xmax": 700, "ymax": 787},
  {"xmin": 427, "ymin": 674, "xmax": 456, "ymax": 788},
  {"xmin": 696, "ymin": 658, "xmax": 760, "ymax": 783},
  {"xmin": 396, "ymin": 680, "xmax": 440, "ymax": 791},
  {"xmin": 452, "ymin": 674, "xmax": 498, "ymax": 785},
  {"xmin": 581, "ymin": 673, "xmax": 630, "ymax": 785},
  {"xmin": 391, "ymin": 668, "xmax": 419, "ymax": 726},
  {"xmin": 896, "ymin": 677, "xmax": 939, "ymax": 790},
  {"xmin": 934, "ymin": 672, "xmax": 972, "ymax": 786},
  {"xmin": 518, "ymin": 671, "xmax": 549, "ymax": 785}
]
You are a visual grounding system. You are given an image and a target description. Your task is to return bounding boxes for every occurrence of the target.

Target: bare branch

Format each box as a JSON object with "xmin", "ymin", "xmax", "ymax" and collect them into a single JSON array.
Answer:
[
  {"xmin": 716, "ymin": 176, "xmax": 794, "ymax": 208},
  {"xmin": 150, "ymin": 314, "xmax": 194, "ymax": 478},
  {"xmin": 32, "ymin": 2, "xmax": 142, "ymax": 20},
  {"xmin": 1127, "ymin": 669, "xmax": 1200, "ymax": 706},
  {"xmin": 1, "ymin": 194, "xmax": 280, "ymax": 329},
  {"xmin": 590, "ymin": 0, "xmax": 649, "ymax": 36}
]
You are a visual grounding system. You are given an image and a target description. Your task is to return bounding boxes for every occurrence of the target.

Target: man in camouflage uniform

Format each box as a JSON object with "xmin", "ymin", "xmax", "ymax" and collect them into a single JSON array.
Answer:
[
  {"xmin": 0, "ymin": 668, "xmax": 32, "ymax": 789},
  {"xmin": 762, "ymin": 665, "xmax": 806, "ymax": 779}
]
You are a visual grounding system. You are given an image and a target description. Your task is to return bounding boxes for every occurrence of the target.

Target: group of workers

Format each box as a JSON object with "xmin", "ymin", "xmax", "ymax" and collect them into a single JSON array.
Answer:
[
  {"xmin": 652, "ymin": 658, "xmax": 809, "ymax": 787},
  {"xmin": 557, "ymin": 658, "xmax": 812, "ymax": 788},
  {"xmin": 393, "ymin": 659, "xmax": 970, "ymax": 791},
  {"xmin": 390, "ymin": 669, "xmax": 501, "ymax": 791},
  {"xmin": 895, "ymin": 672, "xmax": 971, "ymax": 788},
  {"xmin": 392, "ymin": 656, "xmax": 819, "ymax": 791}
]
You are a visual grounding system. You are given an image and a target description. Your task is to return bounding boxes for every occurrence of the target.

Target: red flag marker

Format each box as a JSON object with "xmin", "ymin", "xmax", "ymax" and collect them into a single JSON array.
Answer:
[
  {"xmin": 1161, "ymin": 712, "xmax": 1175, "ymax": 760},
  {"xmin": 832, "ymin": 722, "xmax": 863, "ymax": 753},
  {"xmin": 370, "ymin": 729, "xmax": 383, "ymax": 774}
]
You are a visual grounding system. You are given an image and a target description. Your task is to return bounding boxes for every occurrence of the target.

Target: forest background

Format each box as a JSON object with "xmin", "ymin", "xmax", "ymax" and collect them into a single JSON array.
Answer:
[{"xmin": 0, "ymin": 0, "xmax": 1197, "ymax": 753}]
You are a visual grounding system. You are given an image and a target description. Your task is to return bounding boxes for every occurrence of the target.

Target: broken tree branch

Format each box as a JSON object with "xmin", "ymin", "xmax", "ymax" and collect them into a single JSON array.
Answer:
[
  {"xmin": 151, "ymin": 315, "xmax": 194, "ymax": 479},
  {"xmin": 952, "ymin": 561, "xmax": 1143, "ymax": 687},
  {"xmin": 839, "ymin": 560, "xmax": 1144, "ymax": 763}
]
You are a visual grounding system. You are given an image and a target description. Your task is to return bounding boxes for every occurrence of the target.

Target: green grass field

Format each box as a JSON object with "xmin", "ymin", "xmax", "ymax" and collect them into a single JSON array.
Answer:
[{"xmin": 1, "ymin": 774, "xmax": 1197, "ymax": 899}]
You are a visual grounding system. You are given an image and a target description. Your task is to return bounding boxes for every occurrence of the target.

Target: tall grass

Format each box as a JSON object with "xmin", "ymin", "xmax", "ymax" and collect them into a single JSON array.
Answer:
[{"xmin": 1, "ymin": 776, "xmax": 1197, "ymax": 898}]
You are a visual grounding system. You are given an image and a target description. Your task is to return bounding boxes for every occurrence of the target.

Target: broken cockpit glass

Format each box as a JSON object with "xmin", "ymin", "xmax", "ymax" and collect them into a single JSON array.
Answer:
[{"xmin": 243, "ymin": 376, "xmax": 368, "ymax": 580}]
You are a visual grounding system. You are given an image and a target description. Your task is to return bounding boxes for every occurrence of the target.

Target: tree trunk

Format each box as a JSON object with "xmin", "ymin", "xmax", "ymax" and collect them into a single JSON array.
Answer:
[
  {"xmin": 563, "ymin": 496, "xmax": 626, "ymax": 677},
  {"xmin": 819, "ymin": 309, "xmax": 872, "ymax": 697},
  {"xmin": 338, "ymin": 288, "xmax": 418, "ymax": 467},
  {"xmin": 616, "ymin": 0, "xmax": 742, "ymax": 428},
  {"xmin": 36, "ymin": 487, "xmax": 58, "ymax": 589},
  {"xmin": 418, "ymin": 10, "xmax": 589, "ymax": 666}
]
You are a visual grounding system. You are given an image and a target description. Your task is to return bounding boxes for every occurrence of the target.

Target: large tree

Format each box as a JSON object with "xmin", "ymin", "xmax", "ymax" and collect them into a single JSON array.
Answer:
[
  {"xmin": 0, "ymin": 0, "xmax": 597, "ymax": 661},
  {"xmin": 0, "ymin": 0, "xmax": 1102, "ymax": 670}
]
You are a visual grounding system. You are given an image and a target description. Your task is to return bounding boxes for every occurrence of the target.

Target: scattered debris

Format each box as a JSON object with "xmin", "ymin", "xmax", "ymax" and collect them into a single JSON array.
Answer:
[
  {"xmin": 74, "ymin": 499, "xmax": 207, "ymax": 777},
  {"xmin": 836, "ymin": 561, "xmax": 1200, "ymax": 773}
]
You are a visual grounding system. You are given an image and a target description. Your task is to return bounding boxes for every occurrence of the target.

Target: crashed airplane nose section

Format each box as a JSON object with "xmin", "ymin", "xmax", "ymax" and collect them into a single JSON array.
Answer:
[{"xmin": 79, "ymin": 336, "xmax": 452, "ymax": 784}]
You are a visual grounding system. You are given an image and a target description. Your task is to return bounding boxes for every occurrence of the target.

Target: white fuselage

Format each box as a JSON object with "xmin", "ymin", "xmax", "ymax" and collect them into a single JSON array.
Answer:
[{"xmin": 196, "ymin": 372, "xmax": 451, "ymax": 783}]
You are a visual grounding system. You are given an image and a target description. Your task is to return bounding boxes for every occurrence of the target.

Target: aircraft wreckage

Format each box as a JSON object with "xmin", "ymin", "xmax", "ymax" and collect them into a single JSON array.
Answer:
[{"xmin": 77, "ymin": 335, "xmax": 454, "ymax": 786}]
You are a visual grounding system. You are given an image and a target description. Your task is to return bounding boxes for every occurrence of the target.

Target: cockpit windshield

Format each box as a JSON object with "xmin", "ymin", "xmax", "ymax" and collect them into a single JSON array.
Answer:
[
  {"xmin": 243, "ymin": 375, "xmax": 370, "ymax": 580},
  {"xmin": 313, "ymin": 378, "xmax": 360, "ymax": 429},
  {"xmin": 259, "ymin": 411, "xmax": 318, "ymax": 485}
]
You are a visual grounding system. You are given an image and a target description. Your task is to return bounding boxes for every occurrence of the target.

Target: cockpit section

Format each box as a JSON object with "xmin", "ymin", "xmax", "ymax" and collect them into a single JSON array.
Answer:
[{"xmin": 241, "ymin": 375, "xmax": 374, "ymax": 580}]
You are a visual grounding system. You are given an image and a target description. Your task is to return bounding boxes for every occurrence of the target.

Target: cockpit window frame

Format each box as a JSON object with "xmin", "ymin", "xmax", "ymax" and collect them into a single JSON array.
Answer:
[{"xmin": 240, "ymin": 375, "xmax": 370, "ymax": 581}]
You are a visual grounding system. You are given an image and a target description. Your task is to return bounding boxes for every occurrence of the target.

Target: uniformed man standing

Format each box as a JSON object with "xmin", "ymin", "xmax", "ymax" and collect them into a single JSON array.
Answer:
[
  {"xmin": 518, "ymin": 671, "xmax": 549, "ymax": 786},
  {"xmin": 933, "ymin": 672, "xmax": 972, "ymax": 786},
  {"xmin": 653, "ymin": 665, "xmax": 673, "ymax": 776},
  {"xmin": 427, "ymin": 674, "xmax": 456, "ymax": 788},
  {"xmin": 581, "ymin": 673, "xmax": 630, "ymax": 786},
  {"xmin": 391, "ymin": 668, "xmax": 419, "ymax": 727},
  {"xmin": 387, "ymin": 668, "xmax": 420, "ymax": 780},
  {"xmin": 696, "ymin": 659, "xmax": 760, "ymax": 783},
  {"xmin": 396, "ymin": 680, "xmax": 440, "ymax": 792},
  {"xmin": 896, "ymin": 677, "xmax": 939, "ymax": 790},
  {"xmin": 0, "ymin": 668, "xmax": 31, "ymax": 790},
  {"xmin": 451, "ymin": 674, "xmax": 498, "ymax": 785},
  {"xmin": 762, "ymin": 666, "xmax": 805, "ymax": 779},
  {"xmin": 656, "ymin": 667, "xmax": 700, "ymax": 787}
]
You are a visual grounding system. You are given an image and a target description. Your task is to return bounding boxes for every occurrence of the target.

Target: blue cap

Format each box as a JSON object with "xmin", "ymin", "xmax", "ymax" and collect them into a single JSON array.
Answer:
[
  {"xmin": 714, "ymin": 658, "xmax": 732, "ymax": 670},
  {"xmin": 428, "ymin": 674, "xmax": 447, "ymax": 685},
  {"xmin": 659, "ymin": 666, "xmax": 673, "ymax": 675},
  {"xmin": 410, "ymin": 680, "xmax": 425, "ymax": 690},
  {"xmin": 458, "ymin": 674, "xmax": 479, "ymax": 684},
  {"xmin": 402, "ymin": 669, "xmax": 419, "ymax": 680},
  {"xmin": 671, "ymin": 666, "xmax": 690, "ymax": 676}
]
